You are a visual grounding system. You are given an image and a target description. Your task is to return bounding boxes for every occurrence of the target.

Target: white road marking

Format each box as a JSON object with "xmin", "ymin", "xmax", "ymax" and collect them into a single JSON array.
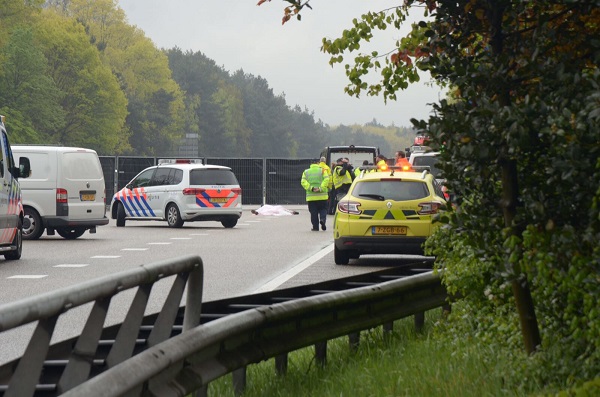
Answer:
[
  {"xmin": 254, "ymin": 244, "xmax": 334, "ymax": 293},
  {"xmin": 8, "ymin": 275, "xmax": 47, "ymax": 279},
  {"xmin": 54, "ymin": 264, "xmax": 89, "ymax": 268},
  {"xmin": 91, "ymin": 255, "xmax": 121, "ymax": 259},
  {"xmin": 121, "ymin": 248, "xmax": 149, "ymax": 251},
  {"xmin": 170, "ymin": 237, "xmax": 191, "ymax": 240}
]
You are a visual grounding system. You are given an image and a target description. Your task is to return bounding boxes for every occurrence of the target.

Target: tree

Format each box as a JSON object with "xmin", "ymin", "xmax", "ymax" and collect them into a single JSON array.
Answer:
[
  {"xmin": 34, "ymin": 9, "xmax": 128, "ymax": 153},
  {"xmin": 0, "ymin": 27, "xmax": 65, "ymax": 142},
  {"xmin": 55, "ymin": 0, "xmax": 186, "ymax": 155},
  {"xmin": 263, "ymin": 0, "xmax": 600, "ymax": 380}
]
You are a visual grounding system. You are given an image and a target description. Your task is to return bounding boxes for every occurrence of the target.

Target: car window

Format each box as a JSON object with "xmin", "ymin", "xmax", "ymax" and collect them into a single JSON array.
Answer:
[
  {"xmin": 0, "ymin": 132, "xmax": 5, "ymax": 178},
  {"xmin": 151, "ymin": 167, "xmax": 182, "ymax": 186},
  {"xmin": 190, "ymin": 169, "xmax": 238, "ymax": 185},
  {"xmin": 170, "ymin": 169, "xmax": 183, "ymax": 185},
  {"xmin": 432, "ymin": 178, "xmax": 446, "ymax": 199},
  {"xmin": 353, "ymin": 180, "xmax": 429, "ymax": 201},
  {"xmin": 130, "ymin": 168, "xmax": 155, "ymax": 188},
  {"xmin": 412, "ymin": 156, "xmax": 442, "ymax": 178}
]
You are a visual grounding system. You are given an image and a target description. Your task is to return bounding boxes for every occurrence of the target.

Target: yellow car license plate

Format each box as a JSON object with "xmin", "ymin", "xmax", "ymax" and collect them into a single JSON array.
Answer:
[
  {"xmin": 210, "ymin": 198, "xmax": 228, "ymax": 203},
  {"xmin": 372, "ymin": 226, "xmax": 407, "ymax": 235},
  {"xmin": 81, "ymin": 194, "xmax": 95, "ymax": 201}
]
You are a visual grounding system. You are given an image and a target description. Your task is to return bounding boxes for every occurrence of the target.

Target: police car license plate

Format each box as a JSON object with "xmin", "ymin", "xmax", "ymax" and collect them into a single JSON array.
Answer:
[
  {"xmin": 81, "ymin": 194, "xmax": 95, "ymax": 201},
  {"xmin": 372, "ymin": 226, "xmax": 407, "ymax": 235},
  {"xmin": 210, "ymin": 198, "xmax": 228, "ymax": 203}
]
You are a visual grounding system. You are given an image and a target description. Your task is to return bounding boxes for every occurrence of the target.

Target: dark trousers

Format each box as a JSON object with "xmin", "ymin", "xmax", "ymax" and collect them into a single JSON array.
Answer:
[
  {"xmin": 328, "ymin": 188, "xmax": 337, "ymax": 215},
  {"xmin": 308, "ymin": 200, "xmax": 328, "ymax": 230},
  {"xmin": 329, "ymin": 184, "xmax": 350, "ymax": 214}
]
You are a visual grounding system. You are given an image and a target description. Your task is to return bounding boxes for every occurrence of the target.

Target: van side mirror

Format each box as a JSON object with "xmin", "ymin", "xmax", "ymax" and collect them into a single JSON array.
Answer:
[{"xmin": 18, "ymin": 157, "xmax": 30, "ymax": 179}]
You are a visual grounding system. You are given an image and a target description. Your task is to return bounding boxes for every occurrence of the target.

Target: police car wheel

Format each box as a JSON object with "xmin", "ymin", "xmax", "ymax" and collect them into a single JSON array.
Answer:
[
  {"xmin": 4, "ymin": 220, "xmax": 22, "ymax": 260},
  {"xmin": 221, "ymin": 219, "xmax": 237, "ymax": 228},
  {"xmin": 334, "ymin": 245, "xmax": 349, "ymax": 265},
  {"xmin": 116, "ymin": 202, "xmax": 126, "ymax": 227},
  {"xmin": 166, "ymin": 204, "xmax": 184, "ymax": 228},
  {"xmin": 56, "ymin": 227, "xmax": 86, "ymax": 240},
  {"xmin": 23, "ymin": 207, "xmax": 44, "ymax": 240}
]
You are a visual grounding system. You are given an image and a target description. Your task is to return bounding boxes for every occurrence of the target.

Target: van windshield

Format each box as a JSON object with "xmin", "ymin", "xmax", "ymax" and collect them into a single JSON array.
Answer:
[
  {"xmin": 63, "ymin": 152, "xmax": 103, "ymax": 179},
  {"xmin": 412, "ymin": 156, "xmax": 441, "ymax": 178},
  {"xmin": 327, "ymin": 150, "xmax": 377, "ymax": 168}
]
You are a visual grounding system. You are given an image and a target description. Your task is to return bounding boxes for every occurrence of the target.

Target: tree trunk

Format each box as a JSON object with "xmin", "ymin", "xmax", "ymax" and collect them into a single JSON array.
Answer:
[
  {"xmin": 500, "ymin": 159, "xmax": 541, "ymax": 354},
  {"xmin": 490, "ymin": 1, "xmax": 541, "ymax": 354}
]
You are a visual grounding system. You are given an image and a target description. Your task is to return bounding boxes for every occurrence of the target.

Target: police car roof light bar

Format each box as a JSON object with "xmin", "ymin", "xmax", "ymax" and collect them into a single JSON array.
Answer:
[{"xmin": 158, "ymin": 159, "xmax": 203, "ymax": 165}]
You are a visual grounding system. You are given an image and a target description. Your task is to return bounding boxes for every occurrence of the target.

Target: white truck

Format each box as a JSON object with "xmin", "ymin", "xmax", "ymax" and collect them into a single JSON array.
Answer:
[
  {"xmin": 0, "ymin": 116, "xmax": 30, "ymax": 260},
  {"xmin": 11, "ymin": 145, "xmax": 108, "ymax": 240}
]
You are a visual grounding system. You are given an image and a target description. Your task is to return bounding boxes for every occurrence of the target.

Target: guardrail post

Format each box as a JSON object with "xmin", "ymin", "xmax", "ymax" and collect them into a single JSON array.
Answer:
[
  {"xmin": 414, "ymin": 311, "xmax": 425, "ymax": 332},
  {"xmin": 183, "ymin": 260, "xmax": 204, "ymax": 331},
  {"xmin": 443, "ymin": 303, "xmax": 452, "ymax": 317},
  {"xmin": 193, "ymin": 384, "xmax": 208, "ymax": 397},
  {"xmin": 383, "ymin": 322, "xmax": 394, "ymax": 333},
  {"xmin": 275, "ymin": 353, "xmax": 288, "ymax": 376},
  {"xmin": 315, "ymin": 341, "xmax": 327, "ymax": 366},
  {"xmin": 232, "ymin": 367, "xmax": 247, "ymax": 395},
  {"xmin": 349, "ymin": 332, "xmax": 360, "ymax": 352}
]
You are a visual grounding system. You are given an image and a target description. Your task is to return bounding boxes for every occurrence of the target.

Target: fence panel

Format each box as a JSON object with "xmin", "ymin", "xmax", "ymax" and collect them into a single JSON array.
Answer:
[
  {"xmin": 98, "ymin": 156, "xmax": 312, "ymax": 206},
  {"xmin": 206, "ymin": 158, "xmax": 264, "ymax": 205},
  {"xmin": 266, "ymin": 159, "xmax": 312, "ymax": 205},
  {"xmin": 116, "ymin": 157, "xmax": 156, "ymax": 190},
  {"xmin": 98, "ymin": 156, "xmax": 116, "ymax": 202}
]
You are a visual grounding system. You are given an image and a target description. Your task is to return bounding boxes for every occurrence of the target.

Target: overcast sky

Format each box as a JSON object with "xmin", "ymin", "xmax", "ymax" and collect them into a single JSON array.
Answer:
[{"xmin": 118, "ymin": 0, "xmax": 442, "ymax": 127}]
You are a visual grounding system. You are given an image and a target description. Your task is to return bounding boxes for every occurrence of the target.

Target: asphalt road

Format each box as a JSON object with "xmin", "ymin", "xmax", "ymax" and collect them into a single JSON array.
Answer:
[{"xmin": 0, "ymin": 205, "xmax": 430, "ymax": 364}]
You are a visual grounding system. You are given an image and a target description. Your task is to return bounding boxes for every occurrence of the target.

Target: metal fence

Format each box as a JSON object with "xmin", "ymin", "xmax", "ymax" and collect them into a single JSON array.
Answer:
[{"xmin": 99, "ymin": 156, "xmax": 313, "ymax": 206}]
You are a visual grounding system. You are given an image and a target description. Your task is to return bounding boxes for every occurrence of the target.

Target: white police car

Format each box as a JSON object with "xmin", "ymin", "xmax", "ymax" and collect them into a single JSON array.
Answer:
[{"xmin": 111, "ymin": 159, "xmax": 242, "ymax": 228}]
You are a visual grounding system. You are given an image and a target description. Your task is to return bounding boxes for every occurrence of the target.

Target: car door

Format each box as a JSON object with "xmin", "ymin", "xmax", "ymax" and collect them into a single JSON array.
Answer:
[
  {"xmin": 0, "ymin": 131, "xmax": 10, "ymax": 245},
  {"xmin": 147, "ymin": 167, "xmax": 177, "ymax": 219},
  {"xmin": 119, "ymin": 168, "xmax": 157, "ymax": 219}
]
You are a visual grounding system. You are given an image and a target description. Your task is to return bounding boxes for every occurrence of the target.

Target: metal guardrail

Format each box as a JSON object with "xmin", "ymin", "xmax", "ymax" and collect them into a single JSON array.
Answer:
[
  {"xmin": 0, "ymin": 256, "xmax": 445, "ymax": 396},
  {"xmin": 0, "ymin": 255, "xmax": 203, "ymax": 397},
  {"xmin": 62, "ymin": 270, "xmax": 447, "ymax": 397}
]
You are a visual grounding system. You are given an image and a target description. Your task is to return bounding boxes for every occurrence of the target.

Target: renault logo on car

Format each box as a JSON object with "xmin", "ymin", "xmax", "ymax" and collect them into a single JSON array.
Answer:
[{"xmin": 387, "ymin": 202, "xmax": 393, "ymax": 209}]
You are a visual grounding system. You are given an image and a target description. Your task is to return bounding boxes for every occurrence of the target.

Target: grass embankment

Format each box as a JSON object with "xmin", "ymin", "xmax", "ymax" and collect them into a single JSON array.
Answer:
[{"xmin": 207, "ymin": 311, "xmax": 549, "ymax": 397}]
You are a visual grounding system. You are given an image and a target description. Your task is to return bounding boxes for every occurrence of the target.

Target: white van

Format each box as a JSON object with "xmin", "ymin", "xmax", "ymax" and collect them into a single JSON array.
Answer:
[
  {"xmin": 0, "ymin": 116, "xmax": 30, "ymax": 259},
  {"xmin": 11, "ymin": 146, "xmax": 109, "ymax": 240}
]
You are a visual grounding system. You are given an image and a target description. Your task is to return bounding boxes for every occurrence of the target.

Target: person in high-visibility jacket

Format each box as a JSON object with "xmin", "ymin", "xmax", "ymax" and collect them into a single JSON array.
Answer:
[
  {"xmin": 301, "ymin": 158, "xmax": 330, "ymax": 231},
  {"xmin": 318, "ymin": 156, "xmax": 334, "ymax": 215},
  {"xmin": 318, "ymin": 156, "xmax": 333, "ymax": 191},
  {"xmin": 332, "ymin": 158, "xmax": 353, "ymax": 196},
  {"xmin": 354, "ymin": 160, "xmax": 370, "ymax": 178},
  {"xmin": 375, "ymin": 154, "xmax": 388, "ymax": 172},
  {"xmin": 395, "ymin": 151, "xmax": 412, "ymax": 171}
]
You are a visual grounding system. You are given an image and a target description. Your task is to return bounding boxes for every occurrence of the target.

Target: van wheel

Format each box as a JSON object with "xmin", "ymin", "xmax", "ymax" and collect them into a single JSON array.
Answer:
[
  {"xmin": 56, "ymin": 227, "xmax": 86, "ymax": 240},
  {"xmin": 23, "ymin": 208, "xmax": 44, "ymax": 240},
  {"xmin": 4, "ymin": 220, "xmax": 22, "ymax": 260},
  {"xmin": 116, "ymin": 202, "xmax": 126, "ymax": 227},
  {"xmin": 166, "ymin": 204, "xmax": 184, "ymax": 228},
  {"xmin": 334, "ymin": 245, "xmax": 349, "ymax": 265},
  {"xmin": 221, "ymin": 219, "xmax": 237, "ymax": 228}
]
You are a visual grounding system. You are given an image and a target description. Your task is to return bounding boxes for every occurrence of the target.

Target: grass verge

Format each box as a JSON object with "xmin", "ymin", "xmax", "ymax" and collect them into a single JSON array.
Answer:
[{"xmin": 206, "ymin": 311, "xmax": 547, "ymax": 397}]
